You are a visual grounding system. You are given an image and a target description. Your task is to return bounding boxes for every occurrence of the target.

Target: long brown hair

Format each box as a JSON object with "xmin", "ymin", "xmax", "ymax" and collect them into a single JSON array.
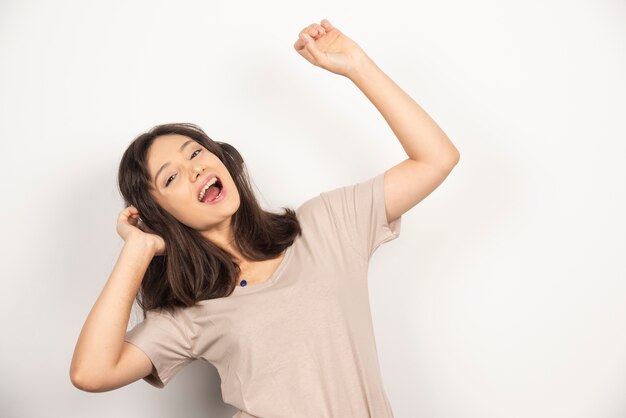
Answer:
[{"xmin": 117, "ymin": 123, "xmax": 301, "ymax": 316}]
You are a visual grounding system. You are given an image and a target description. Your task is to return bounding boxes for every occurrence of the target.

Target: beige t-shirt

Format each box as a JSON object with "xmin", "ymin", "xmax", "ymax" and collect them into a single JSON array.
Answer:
[{"xmin": 124, "ymin": 171, "xmax": 402, "ymax": 418}]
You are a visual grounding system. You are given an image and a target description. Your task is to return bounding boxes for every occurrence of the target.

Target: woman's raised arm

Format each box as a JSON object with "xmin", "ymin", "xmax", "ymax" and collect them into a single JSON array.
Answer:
[
  {"xmin": 70, "ymin": 206, "xmax": 163, "ymax": 392},
  {"xmin": 295, "ymin": 19, "xmax": 460, "ymax": 223}
]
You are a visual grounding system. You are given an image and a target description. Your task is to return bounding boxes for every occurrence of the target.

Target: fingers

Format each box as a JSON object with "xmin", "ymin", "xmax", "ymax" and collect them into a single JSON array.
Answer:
[
  {"xmin": 120, "ymin": 205, "xmax": 141, "ymax": 224},
  {"xmin": 320, "ymin": 18, "xmax": 334, "ymax": 32},
  {"xmin": 294, "ymin": 20, "xmax": 328, "ymax": 51},
  {"xmin": 306, "ymin": 23, "xmax": 326, "ymax": 37},
  {"xmin": 304, "ymin": 37, "xmax": 326, "ymax": 64},
  {"xmin": 294, "ymin": 20, "xmax": 333, "ymax": 64},
  {"xmin": 301, "ymin": 22, "xmax": 326, "ymax": 40},
  {"xmin": 123, "ymin": 205, "xmax": 139, "ymax": 215}
]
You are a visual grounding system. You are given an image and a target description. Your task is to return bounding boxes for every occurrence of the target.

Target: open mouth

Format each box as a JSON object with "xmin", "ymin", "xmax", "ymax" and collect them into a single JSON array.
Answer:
[{"xmin": 199, "ymin": 177, "xmax": 224, "ymax": 203}]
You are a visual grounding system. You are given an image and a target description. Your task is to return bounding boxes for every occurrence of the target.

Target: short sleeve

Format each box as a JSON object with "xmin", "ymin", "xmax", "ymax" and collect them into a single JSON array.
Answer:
[
  {"xmin": 319, "ymin": 171, "xmax": 402, "ymax": 262},
  {"xmin": 124, "ymin": 308, "xmax": 195, "ymax": 389}
]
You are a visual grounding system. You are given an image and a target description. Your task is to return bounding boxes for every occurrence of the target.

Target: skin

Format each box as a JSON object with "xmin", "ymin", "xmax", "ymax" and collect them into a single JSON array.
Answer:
[
  {"xmin": 146, "ymin": 134, "xmax": 285, "ymax": 282},
  {"xmin": 296, "ymin": 19, "xmax": 460, "ymax": 224},
  {"xmin": 146, "ymin": 134, "xmax": 240, "ymax": 252},
  {"xmin": 145, "ymin": 17, "xmax": 459, "ymax": 280},
  {"xmin": 70, "ymin": 18, "xmax": 459, "ymax": 394}
]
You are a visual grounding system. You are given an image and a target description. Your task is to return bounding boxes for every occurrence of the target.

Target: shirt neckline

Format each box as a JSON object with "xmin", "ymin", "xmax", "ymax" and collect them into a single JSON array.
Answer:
[{"xmin": 232, "ymin": 243, "xmax": 294, "ymax": 295}]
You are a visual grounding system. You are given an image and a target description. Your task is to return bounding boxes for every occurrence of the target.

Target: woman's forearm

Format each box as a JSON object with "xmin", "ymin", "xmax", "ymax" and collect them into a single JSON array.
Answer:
[
  {"xmin": 70, "ymin": 239, "xmax": 155, "ymax": 387},
  {"xmin": 347, "ymin": 55, "xmax": 459, "ymax": 165}
]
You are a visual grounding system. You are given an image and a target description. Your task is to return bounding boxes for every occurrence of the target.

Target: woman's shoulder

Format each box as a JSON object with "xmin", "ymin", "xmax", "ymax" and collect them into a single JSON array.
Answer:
[
  {"xmin": 296, "ymin": 177, "xmax": 369, "ymax": 220},
  {"xmin": 295, "ymin": 191, "xmax": 330, "ymax": 224},
  {"xmin": 138, "ymin": 306, "xmax": 196, "ymax": 343},
  {"xmin": 296, "ymin": 194, "xmax": 322, "ymax": 215},
  {"xmin": 141, "ymin": 306, "xmax": 189, "ymax": 326}
]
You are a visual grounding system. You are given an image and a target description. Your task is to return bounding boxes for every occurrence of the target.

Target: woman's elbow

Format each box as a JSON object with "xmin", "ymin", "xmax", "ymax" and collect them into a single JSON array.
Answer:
[{"xmin": 70, "ymin": 368, "xmax": 103, "ymax": 393}]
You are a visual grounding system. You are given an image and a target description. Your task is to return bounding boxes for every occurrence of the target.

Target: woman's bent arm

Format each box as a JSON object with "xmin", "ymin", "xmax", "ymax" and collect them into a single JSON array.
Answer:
[{"xmin": 70, "ymin": 238, "xmax": 155, "ymax": 391}]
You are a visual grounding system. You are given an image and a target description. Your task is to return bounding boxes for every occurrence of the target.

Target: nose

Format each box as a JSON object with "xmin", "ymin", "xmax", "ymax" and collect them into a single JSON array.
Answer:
[{"xmin": 190, "ymin": 164, "xmax": 204, "ymax": 181}]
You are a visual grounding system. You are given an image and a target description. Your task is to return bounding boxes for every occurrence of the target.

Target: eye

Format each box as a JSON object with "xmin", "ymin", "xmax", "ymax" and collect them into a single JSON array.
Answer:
[{"xmin": 164, "ymin": 149, "xmax": 202, "ymax": 187}]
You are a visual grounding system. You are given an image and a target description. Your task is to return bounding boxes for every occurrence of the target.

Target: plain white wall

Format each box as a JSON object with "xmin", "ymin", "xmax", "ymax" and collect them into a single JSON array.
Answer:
[{"xmin": 1, "ymin": 0, "xmax": 624, "ymax": 417}]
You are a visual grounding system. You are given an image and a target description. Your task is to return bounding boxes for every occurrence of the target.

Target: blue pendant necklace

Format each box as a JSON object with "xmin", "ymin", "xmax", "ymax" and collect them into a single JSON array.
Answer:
[{"xmin": 229, "ymin": 237, "xmax": 248, "ymax": 287}]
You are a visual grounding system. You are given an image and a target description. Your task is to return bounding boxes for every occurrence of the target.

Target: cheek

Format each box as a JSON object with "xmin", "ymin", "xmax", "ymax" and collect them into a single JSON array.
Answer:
[
  {"xmin": 173, "ymin": 189, "xmax": 195, "ymax": 208},
  {"xmin": 156, "ymin": 191, "xmax": 186, "ymax": 213}
]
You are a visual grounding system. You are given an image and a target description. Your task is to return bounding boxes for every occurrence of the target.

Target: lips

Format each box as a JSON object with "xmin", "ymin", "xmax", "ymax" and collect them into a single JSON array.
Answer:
[
  {"xmin": 197, "ymin": 173, "xmax": 219, "ymax": 199},
  {"xmin": 202, "ymin": 181, "xmax": 226, "ymax": 204}
]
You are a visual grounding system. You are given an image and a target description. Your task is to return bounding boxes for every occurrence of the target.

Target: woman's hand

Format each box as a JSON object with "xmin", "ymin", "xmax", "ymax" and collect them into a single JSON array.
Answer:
[
  {"xmin": 116, "ymin": 205, "xmax": 166, "ymax": 256},
  {"xmin": 293, "ymin": 19, "xmax": 370, "ymax": 78}
]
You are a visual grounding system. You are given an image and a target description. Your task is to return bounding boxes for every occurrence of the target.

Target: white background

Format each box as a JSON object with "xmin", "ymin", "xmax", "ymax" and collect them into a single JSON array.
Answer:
[{"xmin": 1, "ymin": 1, "xmax": 625, "ymax": 417}]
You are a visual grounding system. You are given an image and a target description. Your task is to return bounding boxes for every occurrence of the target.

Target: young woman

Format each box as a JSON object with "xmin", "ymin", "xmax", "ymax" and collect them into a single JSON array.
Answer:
[{"xmin": 70, "ymin": 18, "xmax": 460, "ymax": 417}]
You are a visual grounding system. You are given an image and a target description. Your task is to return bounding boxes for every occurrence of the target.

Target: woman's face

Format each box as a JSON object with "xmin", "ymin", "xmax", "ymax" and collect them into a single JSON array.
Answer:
[{"xmin": 146, "ymin": 134, "xmax": 240, "ymax": 233}]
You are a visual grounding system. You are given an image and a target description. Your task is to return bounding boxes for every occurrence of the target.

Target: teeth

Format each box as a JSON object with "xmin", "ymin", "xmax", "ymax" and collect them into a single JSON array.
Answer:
[{"xmin": 198, "ymin": 177, "xmax": 218, "ymax": 201}]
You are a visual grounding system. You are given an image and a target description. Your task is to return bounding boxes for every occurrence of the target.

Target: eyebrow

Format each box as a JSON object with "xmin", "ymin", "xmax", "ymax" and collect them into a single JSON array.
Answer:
[{"xmin": 154, "ymin": 139, "xmax": 197, "ymax": 186}]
